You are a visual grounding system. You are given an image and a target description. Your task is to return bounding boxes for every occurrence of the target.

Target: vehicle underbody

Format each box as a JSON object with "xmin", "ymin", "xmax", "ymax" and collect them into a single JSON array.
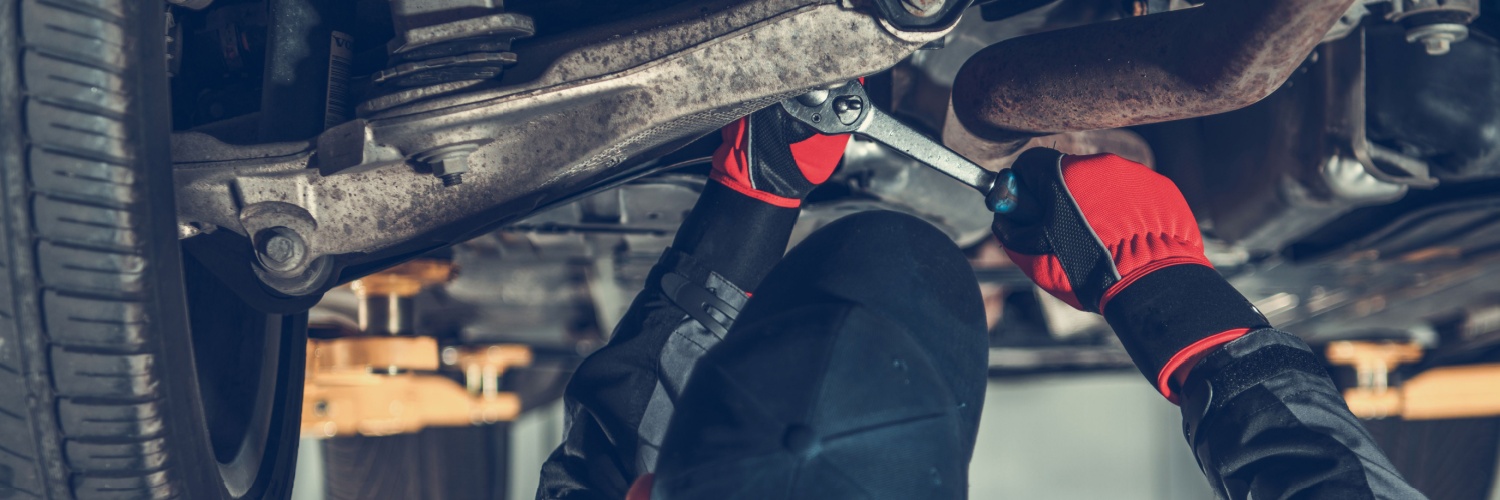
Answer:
[
  {"xmin": 3, "ymin": 0, "xmax": 1499, "ymax": 497},
  {"xmin": 179, "ymin": 0, "xmax": 1500, "ymax": 494},
  {"xmin": 173, "ymin": 0, "xmax": 1500, "ymax": 376}
]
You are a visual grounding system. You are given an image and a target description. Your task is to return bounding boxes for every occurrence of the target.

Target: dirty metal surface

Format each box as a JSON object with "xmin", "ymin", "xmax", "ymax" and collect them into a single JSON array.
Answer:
[
  {"xmin": 175, "ymin": 1, "xmax": 951, "ymax": 295},
  {"xmin": 950, "ymin": 0, "xmax": 1357, "ymax": 142}
]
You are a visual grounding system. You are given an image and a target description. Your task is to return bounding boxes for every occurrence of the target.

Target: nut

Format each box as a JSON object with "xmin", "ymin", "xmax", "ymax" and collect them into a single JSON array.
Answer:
[
  {"xmin": 415, "ymin": 145, "xmax": 480, "ymax": 188},
  {"xmin": 1405, "ymin": 23, "xmax": 1469, "ymax": 56}
]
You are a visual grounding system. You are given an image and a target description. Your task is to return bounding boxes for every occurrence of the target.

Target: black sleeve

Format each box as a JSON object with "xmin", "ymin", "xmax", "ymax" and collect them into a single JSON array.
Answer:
[
  {"xmin": 1178, "ymin": 328, "xmax": 1428, "ymax": 500},
  {"xmin": 536, "ymin": 249, "xmax": 750, "ymax": 499}
]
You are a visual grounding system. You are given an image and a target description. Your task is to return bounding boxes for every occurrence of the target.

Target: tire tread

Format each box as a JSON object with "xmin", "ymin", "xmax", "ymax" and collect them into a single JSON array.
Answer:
[{"xmin": 8, "ymin": 0, "xmax": 194, "ymax": 498}]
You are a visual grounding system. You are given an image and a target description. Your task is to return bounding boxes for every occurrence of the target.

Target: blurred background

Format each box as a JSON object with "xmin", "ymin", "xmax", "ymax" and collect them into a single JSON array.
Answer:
[{"xmin": 249, "ymin": 0, "xmax": 1500, "ymax": 497}]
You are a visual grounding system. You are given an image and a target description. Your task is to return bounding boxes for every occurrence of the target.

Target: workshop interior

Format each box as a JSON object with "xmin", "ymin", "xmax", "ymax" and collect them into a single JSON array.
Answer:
[{"xmin": 2, "ymin": 0, "xmax": 1500, "ymax": 498}]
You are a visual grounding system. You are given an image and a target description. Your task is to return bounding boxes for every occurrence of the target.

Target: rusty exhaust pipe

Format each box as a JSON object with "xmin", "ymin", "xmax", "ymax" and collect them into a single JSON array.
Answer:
[{"xmin": 948, "ymin": 0, "xmax": 1358, "ymax": 155}]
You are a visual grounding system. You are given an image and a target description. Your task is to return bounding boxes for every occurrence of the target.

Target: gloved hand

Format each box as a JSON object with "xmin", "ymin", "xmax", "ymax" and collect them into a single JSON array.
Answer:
[
  {"xmin": 993, "ymin": 149, "xmax": 1268, "ymax": 402},
  {"xmin": 709, "ymin": 104, "xmax": 853, "ymax": 207}
]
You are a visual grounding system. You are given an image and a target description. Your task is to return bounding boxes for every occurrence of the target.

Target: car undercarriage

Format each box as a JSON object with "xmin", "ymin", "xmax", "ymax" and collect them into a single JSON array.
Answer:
[{"xmin": 3, "ymin": 0, "xmax": 1500, "ymax": 498}]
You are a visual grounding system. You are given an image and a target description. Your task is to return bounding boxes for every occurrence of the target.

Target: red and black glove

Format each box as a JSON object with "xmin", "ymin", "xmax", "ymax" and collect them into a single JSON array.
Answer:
[
  {"xmin": 994, "ymin": 149, "xmax": 1268, "ymax": 402},
  {"xmin": 710, "ymin": 104, "xmax": 853, "ymax": 207}
]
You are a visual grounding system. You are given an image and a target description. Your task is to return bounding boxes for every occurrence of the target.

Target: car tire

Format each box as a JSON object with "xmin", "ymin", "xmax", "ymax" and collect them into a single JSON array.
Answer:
[{"xmin": 0, "ymin": 0, "xmax": 305, "ymax": 498}]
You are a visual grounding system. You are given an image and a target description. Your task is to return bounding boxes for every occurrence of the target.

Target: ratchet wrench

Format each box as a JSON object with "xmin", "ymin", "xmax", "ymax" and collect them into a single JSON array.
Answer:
[{"xmin": 777, "ymin": 80, "xmax": 1030, "ymax": 218}]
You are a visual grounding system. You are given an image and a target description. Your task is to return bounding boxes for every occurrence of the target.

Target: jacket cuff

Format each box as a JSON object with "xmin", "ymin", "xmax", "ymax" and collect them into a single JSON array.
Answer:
[
  {"xmin": 1177, "ymin": 328, "xmax": 1327, "ymax": 446},
  {"xmin": 1101, "ymin": 264, "xmax": 1268, "ymax": 396}
]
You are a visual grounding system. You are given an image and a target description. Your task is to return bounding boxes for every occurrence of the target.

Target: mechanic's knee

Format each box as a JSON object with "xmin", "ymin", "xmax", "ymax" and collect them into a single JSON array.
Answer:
[
  {"xmin": 743, "ymin": 209, "xmax": 983, "ymax": 342},
  {"xmin": 799, "ymin": 210, "xmax": 953, "ymax": 259}
]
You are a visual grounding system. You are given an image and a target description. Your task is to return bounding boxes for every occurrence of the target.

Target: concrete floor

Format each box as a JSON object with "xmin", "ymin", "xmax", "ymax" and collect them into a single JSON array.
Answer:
[
  {"xmin": 294, "ymin": 371, "xmax": 1500, "ymax": 499},
  {"xmin": 967, "ymin": 373, "xmax": 1212, "ymax": 500},
  {"xmin": 293, "ymin": 372, "xmax": 1221, "ymax": 499},
  {"xmin": 504, "ymin": 372, "xmax": 1220, "ymax": 499}
]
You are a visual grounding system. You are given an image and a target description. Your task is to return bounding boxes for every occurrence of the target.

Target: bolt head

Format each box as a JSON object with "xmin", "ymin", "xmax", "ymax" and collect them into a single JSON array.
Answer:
[
  {"xmin": 264, "ymin": 235, "xmax": 296, "ymax": 263},
  {"xmin": 418, "ymin": 146, "xmax": 477, "ymax": 186},
  {"xmin": 432, "ymin": 155, "xmax": 469, "ymax": 178},
  {"xmin": 255, "ymin": 227, "xmax": 307, "ymax": 272}
]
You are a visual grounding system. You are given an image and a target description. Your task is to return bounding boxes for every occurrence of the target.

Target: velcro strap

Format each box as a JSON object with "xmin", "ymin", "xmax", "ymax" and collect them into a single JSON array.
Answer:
[
  {"xmin": 1103, "ymin": 264, "xmax": 1269, "ymax": 385},
  {"xmin": 651, "ymin": 248, "xmax": 747, "ymax": 338},
  {"xmin": 1179, "ymin": 329, "xmax": 1325, "ymax": 445},
  {"xmin": 660, "ymin": 272, "xmax": 741, "ymax": 337}
]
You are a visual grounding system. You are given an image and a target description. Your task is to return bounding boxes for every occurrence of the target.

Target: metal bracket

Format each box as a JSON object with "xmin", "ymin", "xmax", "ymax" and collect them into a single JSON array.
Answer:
[{"xmin": 1322, "ymin": 28, "xmax": 1438, "ymax": 190}]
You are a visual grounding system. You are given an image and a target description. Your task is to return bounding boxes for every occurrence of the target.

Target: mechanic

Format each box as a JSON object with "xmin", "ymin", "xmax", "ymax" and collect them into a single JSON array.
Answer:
[{"xmin": 535, "ymin": 105, "xmax": 1427, "ymax": 499}]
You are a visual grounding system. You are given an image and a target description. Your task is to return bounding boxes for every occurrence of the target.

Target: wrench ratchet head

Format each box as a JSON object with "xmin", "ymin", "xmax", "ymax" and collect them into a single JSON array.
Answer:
[
  {"xmin": 778, "ymin": 80, "xmax": 1031, "ymax": 217},
  {"xmin": 777, "ymin": 81, "xmax": 869, "ymax": 135}
]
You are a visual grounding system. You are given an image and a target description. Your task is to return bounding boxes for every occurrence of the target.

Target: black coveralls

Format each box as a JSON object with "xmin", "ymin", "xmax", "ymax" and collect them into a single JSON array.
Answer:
[{"xmin": 536, "ymin": 186, "xmax": 1425, "ymax": 500}]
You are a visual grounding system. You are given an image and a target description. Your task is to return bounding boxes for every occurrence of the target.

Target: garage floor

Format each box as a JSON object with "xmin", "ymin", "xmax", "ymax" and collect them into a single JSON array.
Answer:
[{"xmin": 291, "ymin": 370, "xmax": 1500, "ymax": 499}]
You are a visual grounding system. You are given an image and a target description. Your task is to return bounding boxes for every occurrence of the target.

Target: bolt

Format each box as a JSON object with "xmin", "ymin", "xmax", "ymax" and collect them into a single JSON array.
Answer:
[
  {"xmin": 432, "ymin": 154, "xmax": 469, "ymax": 186},
  {"xmin": 1405, "ymin": 23, "xmax": 1468, "ymax": 56},
  {"xmin": 1422, "ymin": 35, "xmax": 1453, "ymax": 55},
  {"xmin": 264, "ymin": 236, "xmax": 296, "ymax": 263},
  {"xmin": 255, "ymin": 227, "xmax": 306, "ymax": 273},
  {"xmin": 833, "ymin": 95, "xmax": 864, "ymax": 125},
  {"xmin": 417, "ymin": 145, "xmax": 478, "ymax": 188},
  {"xmin": 263, "ymin": 239, "xmax": 292, "ymax": 263}
]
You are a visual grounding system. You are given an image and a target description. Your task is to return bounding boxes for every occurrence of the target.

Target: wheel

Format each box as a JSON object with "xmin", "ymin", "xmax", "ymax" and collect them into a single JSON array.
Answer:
[{"xmin": 0, "ymin": 1, "xmax": 305, "ymax": 498}]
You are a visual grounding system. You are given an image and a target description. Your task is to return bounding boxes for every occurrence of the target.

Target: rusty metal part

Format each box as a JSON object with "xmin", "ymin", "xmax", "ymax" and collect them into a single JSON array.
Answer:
[
  {"xmin": 949, "ymin": 0, "xmax": 1358, "ymax": 153},
  {"xmin": 942, "ymin": 107, "xmax": 1155, "ymax": 172},
  {"xmin": 174, "ymin": 1, "xmax": 950, "ymax": 297},
  {"xmin": 302, "ymin": 337, "xmax": 531, "ymax": 437},
  {"xmin": 1328, "ymin": 341, "xmax": 1500, "ymax": 420}
]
